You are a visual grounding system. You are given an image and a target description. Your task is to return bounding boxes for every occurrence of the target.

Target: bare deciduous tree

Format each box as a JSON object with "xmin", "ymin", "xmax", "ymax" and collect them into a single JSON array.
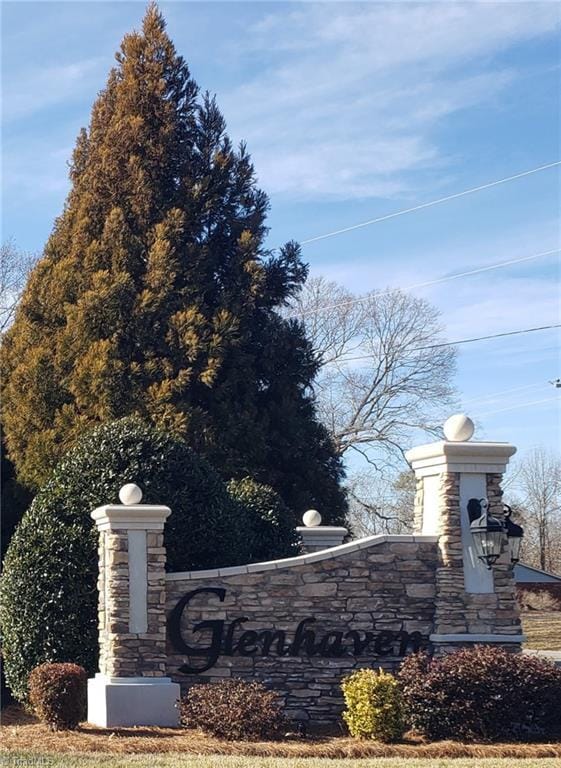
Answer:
[
  {"xmin": 514, "ymin": 448, "xmax": 561, "ymax": 572},
  {"xmin": 348, "ymin": 469, "xmax": 415, "ymax": 536},
  {"xmin": 291, "ymin": 276, "xmax": 457, "ymax": 468},
  {"xmin": 0, "ymin": 240, "xmax": 35, "ymax": 333}
]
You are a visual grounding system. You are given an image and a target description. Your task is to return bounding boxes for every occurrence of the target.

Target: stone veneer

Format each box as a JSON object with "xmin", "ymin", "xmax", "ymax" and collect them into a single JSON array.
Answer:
[
  {"xmin": 414, "ymin": 471, "xmax": 521, "ymax": 653},
  {"xmin": 165, "ymin": 535, "xmax": 438, "ymax": 723},
  {"xmin": 97, "ymin": 529, "xmax": 168, "ymax": 678},
  {"xmin": 89, "ymin": 430, "xmax": 524, "ymax": 728}
]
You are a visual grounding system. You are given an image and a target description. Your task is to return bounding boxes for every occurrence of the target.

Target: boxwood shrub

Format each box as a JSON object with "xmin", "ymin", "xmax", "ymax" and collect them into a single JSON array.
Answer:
[
  {"xmin": 29, "ymin": 662, "xmax": 87, "ymax": 730},
  {"xmin": 181, "ymin": 678, "xmax": 287, "ymax": 740},
  {"xmin": 0, "ymin": 417, "xmax": 260, "ymax": 703},
  {"xmin": 341, "ymin": 668, "xmax": 405, "ymax": 742},
  {"xmin": 398, "ymin": 646, "xmax": 561, "ymax": 742}
]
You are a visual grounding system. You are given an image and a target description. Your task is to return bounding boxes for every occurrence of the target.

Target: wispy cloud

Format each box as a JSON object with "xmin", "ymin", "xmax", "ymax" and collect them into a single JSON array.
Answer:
[
  {"xmin": 2, "ymin": 136, "xmax": 75, "ymax": 203},
  {"xmin": 312, "ymin": 216, "xmax": 560, "ymax": 341},
  {"xmin": 3, "ymin": 58, "xmax": 104, "ymax": 122},
  {"xmin": 440, "ymin": 273, "xmax": 560, "ymax": 341},
  {"xmin": 219, "ymin": 3, "xmax": 560, "ymax": 200},
  {"xmin": 313, "ymin": 216, "xmax": 560, "ymax": 291}
]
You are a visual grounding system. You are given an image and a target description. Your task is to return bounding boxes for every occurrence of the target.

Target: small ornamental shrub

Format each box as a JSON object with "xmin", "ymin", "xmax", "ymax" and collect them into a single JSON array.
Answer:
[
  {"xmin": 0, "ymin": 417, "xmax": 257, "ymax": 703},
  {"xmin": 399, "ymin": 646, "xmax": 561, "ymax": 742},
  {"xmin": 341, "ymin": 668, "xmax": 405, "ymax": 742},
  {"xmin": 227, "ymin": 477, "xmax": 300, "ymax": 562},
  {"xmin": 28, "ymin": 662, "xmax": 86, "ymax": 730},
  {"xmin": 181, "ymin": 678, "xmax": 287, "ymax": 740}
]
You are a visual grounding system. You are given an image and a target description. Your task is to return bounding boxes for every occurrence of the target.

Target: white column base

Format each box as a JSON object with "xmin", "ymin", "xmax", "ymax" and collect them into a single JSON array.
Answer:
[{"xmin": 87, "ymin": 674, "xmax": 180, "ymax": 727}]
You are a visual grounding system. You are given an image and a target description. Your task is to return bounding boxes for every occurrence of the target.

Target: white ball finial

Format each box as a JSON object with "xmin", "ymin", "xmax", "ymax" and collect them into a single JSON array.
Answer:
[
  {"xmin": 443, "ymin": 414, "xmax": 475, "ymax": 442},
  {"xmin": 303, "ymin": 509, "xmax": 322, "ymax": 527},
  {"xmin": 119, "ymin": 483, "xmax": 143, "ymax": 505}
]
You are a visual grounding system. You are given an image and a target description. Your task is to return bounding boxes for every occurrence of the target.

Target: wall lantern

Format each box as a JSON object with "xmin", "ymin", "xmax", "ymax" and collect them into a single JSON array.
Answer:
[
  {"xmin": 503, "ymin": 503, "xmax": 524, "ymax": 564},
  {"xmin": 467, "ymin": 497, "xmax": 524, "ymax": 569},
  {"xmin": 467, "ymin": 498, "xmax": 504, "ymax": 569}
]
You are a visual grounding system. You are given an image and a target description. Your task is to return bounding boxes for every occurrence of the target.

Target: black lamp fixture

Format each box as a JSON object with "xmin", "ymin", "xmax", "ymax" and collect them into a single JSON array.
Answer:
[
  {"xmin": 503, "ymin": 503, "xmax": 524, "ymax": 564},
  {"xmin": 468, "ymin": 498, "xmax": 504, "ymax": 569},
  {"xmin": 467, "ymin": 497, "xmax": 524, "ymax": 569}
]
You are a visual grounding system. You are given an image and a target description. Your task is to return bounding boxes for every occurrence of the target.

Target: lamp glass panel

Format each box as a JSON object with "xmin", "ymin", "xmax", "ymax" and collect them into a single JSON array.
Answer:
[
  {"xmin": 471, "ymin": 527, "xmax": 503, "ymax": 565},
  {"xmin": 508, "ymin": 535, "xmax": 522, "ymax": 563}
]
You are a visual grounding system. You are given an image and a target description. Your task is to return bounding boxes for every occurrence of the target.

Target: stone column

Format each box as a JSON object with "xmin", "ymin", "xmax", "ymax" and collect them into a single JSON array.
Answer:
[
  {"xmin": 87, "ymin": 484, "xmax": 180, "ymax": 727},
  {"xmin": 296, "ymin": 509, "xmax": 348, "ymax": 553},
  {"xmin": 405, "ymin": 415, "xmax": 524, "ymax": 655}
]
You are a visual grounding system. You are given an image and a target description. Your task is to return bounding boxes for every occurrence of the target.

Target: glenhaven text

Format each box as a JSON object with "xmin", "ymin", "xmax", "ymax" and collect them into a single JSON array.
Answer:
[{"xmin": 168, "ymin": 587, "xmax": 426, "ymax": 673}]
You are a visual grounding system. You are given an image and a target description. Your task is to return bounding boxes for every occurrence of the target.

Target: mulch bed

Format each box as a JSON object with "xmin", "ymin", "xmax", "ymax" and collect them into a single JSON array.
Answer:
[{"xmin": 1, "ymin": 705, "xmax": 560, "ymax": 759}]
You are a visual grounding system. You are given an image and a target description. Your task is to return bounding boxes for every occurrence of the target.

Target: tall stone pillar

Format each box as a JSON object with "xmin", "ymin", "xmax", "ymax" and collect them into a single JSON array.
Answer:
[
  {"xmin": 405, "ymin": 415, "xmax": 524, "ymax": 655},
  {"xmin": 87, "ymin": 484, "xmax": 180, "ymax": 727}
]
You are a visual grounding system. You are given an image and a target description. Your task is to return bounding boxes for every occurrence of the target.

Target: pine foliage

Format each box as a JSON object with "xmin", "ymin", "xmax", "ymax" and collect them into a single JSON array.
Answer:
[{"xmin": 0, "ymin": 4, "xmax": 347, "ymax": 523}]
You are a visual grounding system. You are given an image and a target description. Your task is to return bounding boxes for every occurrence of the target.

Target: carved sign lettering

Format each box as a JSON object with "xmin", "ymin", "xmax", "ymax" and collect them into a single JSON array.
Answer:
[{"xmin": 168, "ymin": 587, "xmax": 426, "ymax": 674}]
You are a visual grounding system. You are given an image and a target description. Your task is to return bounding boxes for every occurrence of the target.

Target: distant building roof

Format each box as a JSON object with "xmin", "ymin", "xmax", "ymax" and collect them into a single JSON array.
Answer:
[{"xmin": 514, "ymin": 562, "xmax": 561, "ymax": 583}]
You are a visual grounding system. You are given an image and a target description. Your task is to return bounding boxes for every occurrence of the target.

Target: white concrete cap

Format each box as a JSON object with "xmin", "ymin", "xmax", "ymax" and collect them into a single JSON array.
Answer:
[
  {"xmin": 296, "ymin": 525, "xmax": 348, "ymax": 550},
  {"xmin": 119, "ymin": 483, "xmax": 143, "ymax": 505},
  {"xmin": 91, "ymin": 504, "xmax": 172, "ymax": 531},
  {"xmin": 406, "ymin": 440, "xmax": 516, "ymax": 476},
  {"xmin": 443, "ymin": 414, "xmax": 475, "ymax": 442},
  {"xmin": 302, "ymin": 509, "xmax": 322, "ymax": 527}
]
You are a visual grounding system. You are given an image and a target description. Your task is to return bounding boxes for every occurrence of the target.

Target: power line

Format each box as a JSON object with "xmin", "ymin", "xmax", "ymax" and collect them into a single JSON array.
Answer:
[
  {"xmin": 476, "ymin": 396, "xmax": 560, "ymax": 418},
  {"xmin": 331, "ymin": 324, "xmax": 561, "ymax": 364},
  {"xmin": 292, "ymin": 247, "xmax": 560, "ymax": 318},
  {"xmin": 299, "ymin": 160, "xmax": 561, "ymax": 246},
  {"xmin": 412, "ymin": 324, "xmax": 561, "ymax": 352},
  {"xmin": 461, "ymin": 381, "xmax": 548, "ymax": 406}
]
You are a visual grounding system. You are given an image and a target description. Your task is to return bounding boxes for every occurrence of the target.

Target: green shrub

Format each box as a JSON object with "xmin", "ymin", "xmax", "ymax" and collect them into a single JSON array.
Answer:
[
  {"xmin": 1, "ymin": 439, "xmax": 32, "ymax": 562},
  {"xmin": 227, "ymin": 477, "xmax": 300, "ymax": 562},
  {"xmin": 341, "ymin": 668, "xmax": 405, "ymax": 742},
  {"xmin": 181, "ymin": 678, "xmax": 287, "ymax": 740},
  {"xmin": 28, "ymin": 662, "xmax": 86, "ymax": 730},
  {"xmin": 398, "ymin": 646, "xmax": 561, "ymax": 742},
  {"xmin": 0, "ymin": 417, "xmax": 255, "ymax": 703}
]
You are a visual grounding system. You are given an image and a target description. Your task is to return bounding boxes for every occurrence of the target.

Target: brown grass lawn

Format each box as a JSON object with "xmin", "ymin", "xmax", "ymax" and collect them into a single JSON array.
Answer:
[
  {"xmin": 522, "ymin": 610, "xmax": 561, "ymax": 650},
  {"xmin": 0, "ymin": 755, "xmax": 559, "ymax": 768},
  {"xmin": 1, "ymin": 706, "xmax": 560, "ymax": 763}
]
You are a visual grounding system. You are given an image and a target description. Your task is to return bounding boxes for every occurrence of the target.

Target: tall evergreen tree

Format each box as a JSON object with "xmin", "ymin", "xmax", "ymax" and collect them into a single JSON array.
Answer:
[{"xmin": 1, "ymin": 4, "xmax": 347, "ymax": 524}]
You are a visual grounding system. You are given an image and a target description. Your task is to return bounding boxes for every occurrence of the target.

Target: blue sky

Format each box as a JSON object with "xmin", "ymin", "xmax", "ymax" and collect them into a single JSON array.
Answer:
[{"xmin": 1, "ymin": 1, "xmax": 560, "ymax": 465}]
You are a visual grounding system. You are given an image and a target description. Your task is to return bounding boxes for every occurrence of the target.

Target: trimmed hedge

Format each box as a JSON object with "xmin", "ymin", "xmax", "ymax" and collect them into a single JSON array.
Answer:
[
  {"xmin": 342, "ymin": 668, "xmax": 405, "ymax": 742},
  {"xmin": 0, "ymin": 417, "xmax": 259, "ymax": 702},
  {"xmin": 227, "ymin": 477, "xmax": 300, "ymax": 562},
  {"xmin": 398, "ymin": 646, "xmax": 561, "ymax": 742},
  {"xmin": 181, "ymin": 678, "xmax": 287, "ymax": 740},
  {"xmin": 29, "ymin": 662, "xmax": 86, "ymax": 730}
]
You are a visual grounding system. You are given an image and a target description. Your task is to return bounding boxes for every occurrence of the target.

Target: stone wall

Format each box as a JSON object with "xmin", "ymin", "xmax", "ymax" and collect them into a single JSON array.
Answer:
[
  {"xmin": 416, "ymin": 471, "xmax": 521, "ymax": 650},
  {"xmin": 89, "ymin": 430, "xmax": 524, "ymax": 729},
  {"xmin": 98, "ymin": 529, "xmax": 168, "ymax": 678},
  {"xmin": 165, "ymin": 535, "xmax": 438, "ymax": 723},
  {"xmin": 485, "ymin": 473, "xmax": 522, "ymax": 636}
]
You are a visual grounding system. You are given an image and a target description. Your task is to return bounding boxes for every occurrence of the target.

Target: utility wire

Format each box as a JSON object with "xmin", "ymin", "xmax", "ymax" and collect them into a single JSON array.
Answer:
[
  {"xmin": 476, "ymin": 396, "xmax": 560, "ymax": 418},
  {"xmin": 411, "ymin": 324, "xmax": 561, "ymax": 352},
  {"xmin": 299, "ymin": 160, "xmax": 561, "ymax": 246},
  {"xmin": 330, "ymin": 324, "xmax": 561, "ymax": 364},
  {"xmin": 292, "ymin": 247, "xmax": 560, "ymax": 318},
  {"xmin": 461, "ymin": 381, "xmax": 548, "ymax": 405}
]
